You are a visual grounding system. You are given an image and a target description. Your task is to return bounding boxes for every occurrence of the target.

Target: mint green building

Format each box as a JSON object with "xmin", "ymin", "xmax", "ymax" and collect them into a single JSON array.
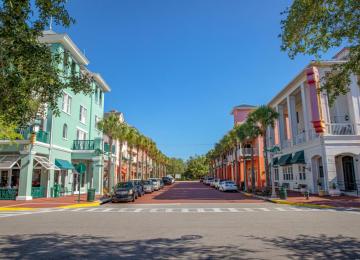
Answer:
[{"xmin": 0, "ymin": 30, "xmax": 111, "ymax": 200}]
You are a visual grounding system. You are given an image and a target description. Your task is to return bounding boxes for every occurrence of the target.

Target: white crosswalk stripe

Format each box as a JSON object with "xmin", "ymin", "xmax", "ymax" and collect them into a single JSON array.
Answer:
[{"xmin": 0, "ymin": 207, "xmax": 358, "ymax": 218}]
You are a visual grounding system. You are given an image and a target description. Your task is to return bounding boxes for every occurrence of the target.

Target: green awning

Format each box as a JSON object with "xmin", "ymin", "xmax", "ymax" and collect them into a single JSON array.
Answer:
[
  {"xmin": 291, "ymin": 151, "xmax": 305, "ymax": 164},
  {"xmin": 75, "ymin": 163, "xmax": 86, "ymax": 174},
  {"xmin": 55, "ymin": 159, "xmax": 74, "ymax": 170},
  {"xmin": 272, "ymin": 157, "xmax": 279, "ymax": 166},
  {"xmin": 278, "ymin": 154, "xmax": 292, "ymax": 166}
]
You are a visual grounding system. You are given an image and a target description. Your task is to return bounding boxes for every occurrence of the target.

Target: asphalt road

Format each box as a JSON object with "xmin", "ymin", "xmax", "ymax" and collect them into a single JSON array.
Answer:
[{"xmin": 0, "ymin": 182, "xmax": 359, "ymax": 259}]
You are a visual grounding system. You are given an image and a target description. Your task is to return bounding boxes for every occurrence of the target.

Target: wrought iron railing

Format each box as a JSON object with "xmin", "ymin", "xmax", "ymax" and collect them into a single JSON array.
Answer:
[
  {"xmin": 0, "ymin": 188, "xmax": 18, "ymax": 200},
  {"xmin": 73, "ymin": 140, "xmax": 95, "ymax": 150},
  {"xmin": 36, "ymin": 130, "xmax": 50, "ymax": 143},
  {"xmin": 104, "ymin": 143, "xmax": 116, "ymax": 154},
  {"xmin": 31, "ymin": 186, "xmax": 45, "ymax": 198}
]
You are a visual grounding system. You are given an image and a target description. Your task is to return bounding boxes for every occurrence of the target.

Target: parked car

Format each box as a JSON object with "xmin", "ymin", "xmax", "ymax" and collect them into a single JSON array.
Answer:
[
  {"xmin": 132, "ymin": 180, "xmax": 145, "ymax": 197},
  {"xmin": 112, "ymin": 182, "xmax": 137, "ymax": 202},
  {"xmin": 162, "ymin": 177, "xmax": 172, "ymax": 185},
  {"xmin": 159, "ymin": 179, "xmax": 164, "ymax": 189},
  {"xmin": 207, "ymin": 178, "xmax": 215, "ymax": 186},
  {"xmin": 149, "ymin": 178, "xmax": 161, "ymax": 191},
  {"xmin": 142, "ymin": 180, "xmax": 154, "ymax": 193},
  {"xmin": 210, "ymin": 179, "xmax": 217, "ymax": 187},
  {"xmin": 219, "ymin": 181, "xmax": 238, "ymax": 192},
  {"xmin": 205, "ymin": 177, "xmax": 214, "ymax": 185},
  {"xmin": 213, "ymin": 179, "xmax": 224, "ymax": 189}
]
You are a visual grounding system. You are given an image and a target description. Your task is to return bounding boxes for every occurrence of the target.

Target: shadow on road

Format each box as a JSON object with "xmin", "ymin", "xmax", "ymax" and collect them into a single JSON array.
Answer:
[
  {"xmin": 0, "ymin": 233, "xmax": 257, "ymax": 259},
  {"xmin": 0, "ymin": 233, "xmax": 359, "ymax": 259}
]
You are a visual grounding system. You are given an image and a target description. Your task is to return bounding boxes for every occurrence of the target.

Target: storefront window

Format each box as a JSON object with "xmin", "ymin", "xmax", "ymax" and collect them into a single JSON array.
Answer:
[
  {"xmin": 11, "ymin": 169, "xmax": 20, "ymax": 188},
  {"xmin": 0, "ymin": 171, "xmax": 8, "ymax": 187},
  {"xmin": 32, "ymin": 169, "xmax": 41, "ymax": 187}
]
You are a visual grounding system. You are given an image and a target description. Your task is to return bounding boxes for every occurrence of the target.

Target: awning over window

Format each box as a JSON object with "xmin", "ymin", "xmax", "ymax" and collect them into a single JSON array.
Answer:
[
  {"xmin": 74, "ymin": 163, "xmax": 86, "ymax": 174},
  {"xmin": 272, "ymin": 157, "xmax": 279, "ymax": 166},
  {"xmin": 291, "ymin": 151, "xmax": 305, "ymax": 164},
  {"xmin": 0, "ymin": 155, "xmax": 21, "ymax": 169},
  {"xmin": 278, "ymin": 154, "xmax": 292, "ymax": 166},
  {"xmin": 34, "ymin": 156, "xmax": 60, "ymax": 170},
  {"xmin": 55, "ymin": 159, "xmax": 75, "ymax": 170}
]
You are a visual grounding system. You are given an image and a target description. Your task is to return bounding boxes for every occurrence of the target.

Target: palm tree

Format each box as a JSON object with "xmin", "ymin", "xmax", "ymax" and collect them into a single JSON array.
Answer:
[
  {"xmin": 97, "ymin": 112, "xmax": 123, "ymax": 193},
  {"xmin": 134, "ymin": 133, "xmax": 145, "ymax": 179},
  {"xmin": 126, "ymin": 127, "xmax": 139, "ymax": 180},
  {"xmin": 115, "ymin": 123, "xmax": 129, "ymax": 183},
  {"xmin": 229, "ymin": 127, "xmax": 240, "ymax": 184},
  {"xmin": 248, "ymin": 105, "xmax": 279, "ymax": 191}
]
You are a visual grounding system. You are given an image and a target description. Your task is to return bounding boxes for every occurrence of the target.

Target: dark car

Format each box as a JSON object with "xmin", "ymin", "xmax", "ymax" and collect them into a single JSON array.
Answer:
[
  {"xmin": 132, "ymin": 180, "xmax": 145, "ymax": 197},
  {"xmin": 112, "ymin": 182, "xmax": 137, "ymax": 203},
  {"xmin": 162, "ymin": 177, "xmax": 172, "ymax": 185}
]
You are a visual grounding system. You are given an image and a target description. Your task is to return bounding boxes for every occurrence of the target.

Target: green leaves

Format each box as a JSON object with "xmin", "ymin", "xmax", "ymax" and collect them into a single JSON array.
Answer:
[
  {"xmin": 280, "ymin": 0, "xmax": 360, "ymax": 104},
  {"xmin": 0, "ymin": 0, "xmax": 92, "ymax": 136}
]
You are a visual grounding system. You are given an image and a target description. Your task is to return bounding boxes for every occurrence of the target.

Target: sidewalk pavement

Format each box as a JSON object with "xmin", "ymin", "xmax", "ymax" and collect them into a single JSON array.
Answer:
[
  {"xmin": 243, "ymin": 190, "xmax": 360, "ymax": 209},
  {"xmin": 0, "ymin": 195, "xmax": 101, "ymax": 210}
]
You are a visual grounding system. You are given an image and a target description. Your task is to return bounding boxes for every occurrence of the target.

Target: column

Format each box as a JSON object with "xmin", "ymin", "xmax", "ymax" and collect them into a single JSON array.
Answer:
[
  {"xmin": 47, "ymin": 169, "xmax": 55, "ymax": 198},
  {"xmin": 300, "ymin": 83, "xmax": 310, "ymax": 141},
  {"xmin": 6, "ymin": 170, "xmax": 11, "ymax": 187},
  {"xmin": 92, "ymin": 157, "xmax": 103, "ymax": 195},
  {"xmin": 277, "ymin": 105, "xmax": 286, "ymax": 147},
  {"xmin": 109, "ymin": 156, "xmax": 115, "ymax": 191},
  {"xmin": 287, "ymin": 95, "xmax": 297, "ymax": 145},
  {"xmin": 17, "ymin": 150, "xmax": 35, "ymax": 200}
]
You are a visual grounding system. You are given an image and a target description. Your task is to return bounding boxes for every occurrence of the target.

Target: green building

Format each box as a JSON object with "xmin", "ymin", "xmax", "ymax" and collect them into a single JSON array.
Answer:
[{"xmin": 0, "ymin": 30, "xmax": 111, "ymax": 200}]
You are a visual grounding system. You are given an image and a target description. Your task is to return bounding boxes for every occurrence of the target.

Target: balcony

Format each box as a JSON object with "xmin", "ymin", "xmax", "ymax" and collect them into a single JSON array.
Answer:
[
  {"xmin": 326, "ymin": 123, "xmax": 354, "ymax": 135},
  {"xmin": 73, "ymin": 140, "xmax": 95, "ymax": 150},
  {"xmin": 241, "ymin": 148, "xmax": 258, "ymax": 156},
  {"xmin": 104, "ymin": 143, "xmax": 116, "ymax": 154},
  {"xmin": 15, "ymin": 128, "xmax": 49, "ymax": 143}
]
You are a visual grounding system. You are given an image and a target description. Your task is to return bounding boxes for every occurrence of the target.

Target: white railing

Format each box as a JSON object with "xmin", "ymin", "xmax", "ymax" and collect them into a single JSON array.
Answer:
[
  {"xmin": 281, "ymin": 139, "xmax": 292, "ymax": 149},
  {"xmin": 326, "ymin": 123, "xmax": 354, "ymax": 135},
  {"xmin": 308, "ymin": 128, "xmax": 320, "ymax": 140},
  {"xmin": 293, "ymin": 132, "xmax": 306, "ymax": 146},
  {"xmin": 242, "ymin": 148, "xmax": 258, "ymax": 156}
]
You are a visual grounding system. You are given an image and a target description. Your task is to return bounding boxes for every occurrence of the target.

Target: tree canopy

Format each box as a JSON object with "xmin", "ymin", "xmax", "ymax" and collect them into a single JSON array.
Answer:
[
  {"xmin": 184, "ymin": 155, "xmax": 209, "ymax": 180},
  {"xmin": 0, "ymin": 0, "xmax": 92, "ymax": 134},
  {"xmin": 280, "ymin": 0, "xmax": 360, "ymax": 104}
]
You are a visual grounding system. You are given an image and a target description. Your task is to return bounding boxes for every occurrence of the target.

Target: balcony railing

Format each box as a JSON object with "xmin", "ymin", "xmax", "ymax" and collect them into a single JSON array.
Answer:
[
  {"xmin": 326, "ymin": 123, "xmax": 354, "ymax": 135},
  {"xmin": 36, "ymin": 130, "xmax": 50, "ymax": 144},
  {"xmin": 104, "ymin": 143, "xmax": 116, "ymax": 154},
  {"xmin": 73, "ymin": 140, "xmax": 95, "ymax": 150},
  {"xmin": 293, "ymin": 132, "xmax": 306, "ymax": 146},
  {"xmin": 242, "ymin": 148, "xmax": 258, "ymax": 156}
]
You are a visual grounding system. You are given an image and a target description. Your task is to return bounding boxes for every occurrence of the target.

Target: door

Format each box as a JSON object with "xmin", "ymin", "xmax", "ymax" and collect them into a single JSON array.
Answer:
[{"xmin": 342, "ymin": 156, "xmax": 356, "ymax": 191}]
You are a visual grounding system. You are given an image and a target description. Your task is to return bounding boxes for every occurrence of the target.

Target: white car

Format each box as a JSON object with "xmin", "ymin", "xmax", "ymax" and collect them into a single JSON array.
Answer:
[
  {"xmin": 213, "ymin": 179, "xmax": 224, "ymax": 189},
  {"xmin": 207, "ymin": 178, "xmax": 215, "ymax": 186},
  {"xmin": 210, "ymin": 179, "xmax": 217, "ymax": 187},
  {"xmin": 149, "ymin": 178, "xmax": 161, "ymax": 191},
  {"xmin": 219, "ymin": 181, "xmax": 238, "ymax": 192}
]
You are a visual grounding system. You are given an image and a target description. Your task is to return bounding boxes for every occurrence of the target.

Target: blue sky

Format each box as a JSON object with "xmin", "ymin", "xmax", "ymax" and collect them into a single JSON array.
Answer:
[{"xmin": 56, "ymin": 0, "xmax": 339, "ymax": 159}]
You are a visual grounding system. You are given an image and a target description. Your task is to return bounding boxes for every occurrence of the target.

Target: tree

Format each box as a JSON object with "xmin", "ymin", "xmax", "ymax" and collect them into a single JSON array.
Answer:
[
  {"xmin": 115, "ymin": 123, "xmax": 129, "ymax": 182},
  {"xmin": 126, "ymin": 127, "xmax": 139, "ymax": 180},
  {"xmin": 280, "ymin": 0, "xmax": 360, "ymax": 104},
  {"xmin": 167, "ymin": 158, "xmax": 186, "ymax": 177},
  {"xmin": 0, "ymin": 0, "xmax": 93, "ymax": 136},
  {"xmin": 248, "ymin": 105, "xmax": 279, "ymax": 190},
  {"xmin": 184, "ymin": 155, "xmax": 209, "ymax": 180},
  {"xmin": 97, "ymin": 112, "xmax": 123, "ymax": 193}
]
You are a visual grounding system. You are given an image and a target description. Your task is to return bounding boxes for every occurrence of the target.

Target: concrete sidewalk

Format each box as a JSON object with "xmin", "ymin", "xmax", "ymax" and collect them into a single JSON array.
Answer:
[{"xmin": 0, "ymin": 195, "xmax": 101, "ymax": 210}]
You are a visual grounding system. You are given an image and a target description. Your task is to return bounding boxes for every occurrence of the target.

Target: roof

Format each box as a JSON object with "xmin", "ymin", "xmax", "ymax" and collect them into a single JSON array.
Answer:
[
  {"xmin": 230, "ymin": 104, "xmax": 257, "ymax": 114},
  {"xmin": 39, "ymin": 30, "xmax": 89, "ymax": 65},
  {"xmin": 92, "ymin": 73, "xmax": 111, "ymax": 92}
]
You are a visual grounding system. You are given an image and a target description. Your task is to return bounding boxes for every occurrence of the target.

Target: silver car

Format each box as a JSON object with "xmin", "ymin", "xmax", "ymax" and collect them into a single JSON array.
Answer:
[
  {"xmin": 143, "ymin": 180, "xmax": 154, "ymax": 193},
  {"xmin": 149, "ymin": 178, "xmax": 160, "ymax": 191}
]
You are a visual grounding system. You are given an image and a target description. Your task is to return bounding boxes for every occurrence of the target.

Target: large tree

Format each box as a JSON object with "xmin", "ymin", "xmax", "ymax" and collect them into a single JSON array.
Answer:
[
  {"xmin": 167, "ymin": 157, "xmax": 186, "ymax": 177},
  {"xmin": 184, "ymin": 155, "xmax": 209, "ymax": 180},
  {"xmin": 280, "ymin": 0, "xmax": 360, "ymax": 104},
  {"xmin": 0, "ymin": 0, "xmax": 92, "ymax": 135}
]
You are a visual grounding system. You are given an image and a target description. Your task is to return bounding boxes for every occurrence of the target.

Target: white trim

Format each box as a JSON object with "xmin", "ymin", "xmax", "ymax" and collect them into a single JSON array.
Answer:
[
  {"xmin": 52, "ymin": 144, "xmax": 72, "ymax": 153},
  {"xmin": 16, "ymin": 196, "xmax": 33, "ymax": 201},
  {"xmin": 34, "ymin": 142, "xmax": 50, "ymax": 148},
  {"xmin": 0, "ymin": 140, "xmax": 29, "ymax": 145},
  {"xmin": 76, "ymin": 127, "xmax": 88, "ymax": 134},
  {"xmin": 92, "ymin": 73, "xmax": 111, "ymax": 92},
  {"xmin": 39, "ymin": 32, "xmax": 89, "ymax": 65}
]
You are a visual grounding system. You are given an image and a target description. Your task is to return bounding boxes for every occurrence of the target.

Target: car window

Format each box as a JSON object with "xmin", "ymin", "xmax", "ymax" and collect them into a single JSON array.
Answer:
[{"xmin": 117, "ymin": 182, "xmax": 133, "ymax": 188}]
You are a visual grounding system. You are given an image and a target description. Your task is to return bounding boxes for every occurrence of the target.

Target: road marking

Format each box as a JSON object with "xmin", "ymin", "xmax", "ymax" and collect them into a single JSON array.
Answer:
[
  {"xmin": 86, "ymin": 208, "xmax": 98, "ymax": 212},
  {"xmin": 258, "ymin": 208, "xmax": 271, "ymax": 212},
  {"xmin": 243, "ymin": 208, "xmax": 255, "ymax": 212},
  {"xmin": 227, "ymin": 208, "xmax": 239, "ymax": 212}
]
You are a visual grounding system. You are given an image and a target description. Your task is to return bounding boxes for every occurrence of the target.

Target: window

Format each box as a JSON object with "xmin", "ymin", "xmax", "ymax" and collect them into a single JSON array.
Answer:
[
  {"xmin": 95, "ymin": 87, "xmax": 99, "ymax": 104},
  {"xmin": 62, "ymin": 124, "xmax": 68, "ymax": 139},
  {"xmin": 62, "ymin": 93, "xmax": 72, "ymax": 114},
  {"xmin": 79, "ymin": 106, "xmax": 87, "ymax": 124},
  {"xmin": 298, "ymin": 165, "xmax": 306, "ymax": 180},
  {"xmin": 99, "ymin": 90, "xmax": 103, "ymax": 106},
  {"xmin": 95, "ymin": 116, "xmax": 100, "ymax": 129},
  {"xmin": 274, "ymin": 167, "xmax": 279, "ymax": 181},
  {"xmin": 76, "ymin": 129, "xmax": 87, "ymax": 140}
]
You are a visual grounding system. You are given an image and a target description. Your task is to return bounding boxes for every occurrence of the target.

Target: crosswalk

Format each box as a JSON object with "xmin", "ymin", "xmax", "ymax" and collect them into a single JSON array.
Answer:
[{"xmin": 1, "ymin": 206, "xmax": 359, "ymax": 219}]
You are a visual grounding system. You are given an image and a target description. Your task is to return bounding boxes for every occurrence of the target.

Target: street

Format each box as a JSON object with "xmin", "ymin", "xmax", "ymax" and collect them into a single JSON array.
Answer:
[{"xmin": 0, "ymin": 182, "xmax": 359, "ymax": 259}]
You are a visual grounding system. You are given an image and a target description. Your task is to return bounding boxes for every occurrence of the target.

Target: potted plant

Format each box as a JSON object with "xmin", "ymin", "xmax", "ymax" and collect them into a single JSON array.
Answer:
[{"xmin": 329, "ymin": 182, "xmax": 341, "ymax": 196}]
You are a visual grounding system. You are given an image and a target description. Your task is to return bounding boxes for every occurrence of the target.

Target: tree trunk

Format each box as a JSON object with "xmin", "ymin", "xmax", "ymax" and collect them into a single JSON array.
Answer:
[
  {"xmin": 128, "ymin": 146, "xmax": 132, "ymax": 181},
  {"xmin": 119, "ymin": 141, "xmax": 123, "ymax": 183},
  {"xmin": 141, "ymin": 150, "xmax": 145, "ymax": 180},
  {"xmin": 251, "ymin": 143, "xmax": 255, "ymax": 193},
  {"xmin": 107, "ymin": 138, "xmax": 113, "ymax": 193},
  {"xmin": 136, "ymin": 147, "xmax": 139, "ymax": 179},
  {"xmin": 263, "ymin": 130, "xmax": 270, "ymax": 189},
  {"xmin": 243, "ymin": 144, "xmax": 247, "ymax": 191},
  {"xmin": 235, "ymin": 145, "xmax": 239, "ymax": 185}
]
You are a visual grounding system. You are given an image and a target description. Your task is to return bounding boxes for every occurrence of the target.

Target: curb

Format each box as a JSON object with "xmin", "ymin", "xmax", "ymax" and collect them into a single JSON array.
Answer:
[
  {"xmin": 0, "ymin": 207, "xmax": 37, "ymax": 211},
  {"xmin": 57, "ymin": 201, "xmax": 101, "ymax": 209}
]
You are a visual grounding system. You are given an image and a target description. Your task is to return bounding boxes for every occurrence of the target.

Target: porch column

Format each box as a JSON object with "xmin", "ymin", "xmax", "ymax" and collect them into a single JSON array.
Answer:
[
  {"xmin": 109, "ymin": 156, "xmax": 115, "ymax": 192},
  {"xmin": 92, "ymin": 157, "xmax": 103, "ymax": 195},
  {"xmin": 17, "ymin": 150, "xmax": 35, "ymax": 200},
  {"xmin": 277, "ymin": 105, "xmax": 286, "ymax": 147},
  {"xmin": 287, "ymin": 95, "xmax": 297, "ymax": 145},
  {"xmin": 47, "ymin": 169, "xmax": 55, "ymax": 198},
  {"xmin": 301, "ymin": 83, "xmax": 310, "ymax": 141},
  {"xmin": 322, "ymin": 155, "xmax": 335, "ymax": 193}
]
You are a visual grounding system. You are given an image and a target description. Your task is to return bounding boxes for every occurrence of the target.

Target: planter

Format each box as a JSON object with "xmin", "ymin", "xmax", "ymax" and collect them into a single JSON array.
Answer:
[
  {"xmin": 318, "ymin": 190, "xmax": 326, "ymax": 196},
  {"xmin": 329, "ymin": 189, "xmax": 341, "ymax": 197}
]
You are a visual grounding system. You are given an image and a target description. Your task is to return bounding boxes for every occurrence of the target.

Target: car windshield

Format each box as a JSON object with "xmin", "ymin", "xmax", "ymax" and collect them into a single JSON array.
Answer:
[
  {"xmin": 143, "ymin": 181, "xmax": 151, "ymax": 185},
  {"xmin": 226, "ymin": 182, "xmax": 235, "ymax": 185},
  {"xmin": 117, "ymin": 182, "xmax": 133, "ymax": 188}
]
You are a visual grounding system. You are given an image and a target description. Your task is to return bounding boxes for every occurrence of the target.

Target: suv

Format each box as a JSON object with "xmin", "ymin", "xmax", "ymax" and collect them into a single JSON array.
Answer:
[
  {"xmin": 132, "ymin": 180, "xmax": 145, "ymax": 197},
  {"xmin": 112, "ymin": 182, "xmax": 137, "ymax": 202}
]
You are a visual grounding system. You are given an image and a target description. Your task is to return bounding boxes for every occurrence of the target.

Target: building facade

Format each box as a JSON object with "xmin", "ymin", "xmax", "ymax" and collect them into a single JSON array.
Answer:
[
  {"xmin": 0, "ymin": 30, "xmax": 110, "ymax": 200},
  {"xmin": 267, "ymin": 49, "xmax": 360, "ymax": 196}
]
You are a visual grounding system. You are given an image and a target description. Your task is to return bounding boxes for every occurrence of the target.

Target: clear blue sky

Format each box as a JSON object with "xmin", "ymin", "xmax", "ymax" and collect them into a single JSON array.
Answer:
[{"xmin": 56, "ymin": 0, "xmax": 338, "ymax": 160}]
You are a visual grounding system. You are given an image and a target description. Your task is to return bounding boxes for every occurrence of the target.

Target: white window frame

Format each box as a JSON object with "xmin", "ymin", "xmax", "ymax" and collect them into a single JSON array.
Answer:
[
  {"xmin": 95, "ymin": 115, "xmax": 100, "ymax": 130},
  {"xmin": 79, "ymin": 105, "xmax": 87, "ymax": 124},
  {"xmin": 76, "ymin": 128, "xmax": 88, "ymax": 140},
  {"xmin": 62, "ymin": 92, "xmax": 72, "ymax": 115},
  {"xmin": 62, "ymin": 124, "xmax": 68, "ymax": 140}
]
